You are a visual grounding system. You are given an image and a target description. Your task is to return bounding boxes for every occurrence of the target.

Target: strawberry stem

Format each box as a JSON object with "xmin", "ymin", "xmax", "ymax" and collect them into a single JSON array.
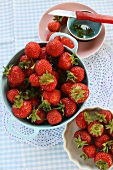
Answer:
[
  {"xmin": 80, "ymin": 153, "xmax": 88, "ymax": 160},
  {"xmin": 102, "ymin": 140, "xmax": 113, "ymax": 153},
  {"xmin": 38, "ymin": 97, "xmax": 51, "ymax": 112},
  {"xmin": 71, "ymin": 86, "xmax": 85, "ymax": 102},
  {"xmin": 66, "ymin": 70, "xmax": 77, "ymax": 83},
  {"xmin": 90, "ymin": 124, "xmax": 103, "ymax": 137},
  {"xmin": 106, "ymin": 119, "xmax": 113, "ymax": 134},
  {"xmin": 28, "ymin": 107, "xmax": 41, "ymax": 123},
  {"xmin": 94, "ymin": 112, "xmax": 107, "ymax": 123},
  {"xmin": 3, "ymin": 64, "xmax": 13, "ymax": 77},
  {"xmin": 95, "ymin": 160, "xmax": 108, "ymax": 170},
  {"xmin": 39, "ymin": 71, "xmax": 54, "ymax": 84},
  {"xmin": 74, "ymin": 135, "xmax": 88, "ymax": 148}
]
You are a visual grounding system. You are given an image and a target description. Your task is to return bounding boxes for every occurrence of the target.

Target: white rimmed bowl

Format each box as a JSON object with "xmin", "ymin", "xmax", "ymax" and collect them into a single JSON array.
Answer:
[{"xmin": 62, "ymin": 106, "xmax": 113, "ymax": 170}]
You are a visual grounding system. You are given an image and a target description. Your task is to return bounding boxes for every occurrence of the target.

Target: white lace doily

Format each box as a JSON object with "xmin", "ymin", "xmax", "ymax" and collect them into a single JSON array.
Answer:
[{"xmin": 1, "ymin": 42, "xmax": 113, "ymax": 148}]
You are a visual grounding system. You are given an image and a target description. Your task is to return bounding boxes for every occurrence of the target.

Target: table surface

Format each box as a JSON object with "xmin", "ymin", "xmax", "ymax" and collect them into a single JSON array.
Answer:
[{"xmin": 1, "ymin": 0, "xmax": 113, "ymax": 170}]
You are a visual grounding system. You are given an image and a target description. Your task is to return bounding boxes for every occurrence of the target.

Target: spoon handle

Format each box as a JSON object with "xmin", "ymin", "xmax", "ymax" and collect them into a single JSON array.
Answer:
[{"xmin": 76, "ymin": 11, "xmax": 113, "ymax": 24}]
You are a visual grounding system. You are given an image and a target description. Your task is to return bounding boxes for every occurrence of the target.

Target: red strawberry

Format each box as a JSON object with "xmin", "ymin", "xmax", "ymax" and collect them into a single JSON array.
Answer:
[
  {"xmin": 61, "ymin": 37, "xmax": 74, "ymax": 48},
  {"xmin": 25, "ymin": 42, "xmax": 41, "ymax": 59},
  {"xmin": 42, "ymin": 89, "xmax": 61, "ymax": 106},
  {"xmin": 54, "ymin": 36, "xmax": 61, "ymax": 41},
  {"xmin": 75, "ymin": 111, "xmax": 93, "ymax": 129},
  {"xmin": 88, "ymin": 121, "xmax": 104, "ymax": 137},
  {"xmin": 81, "ymin": 145, "xmax": 96, "ymax": 160},
  {"xmin": 9, "ymin": 82, "xmax": 21, "ymax": 88},
  {"xmin": 94, "ymin": 134, "xmax": 110, "ymax": 148},
  {"xmin": 48, "ymin": 21, "xmax": 61, "ymax": 32},
  {"xmin": 28, "ymin": 108, "xmax": 45, "ymax": 124},
  {"xmin": 94, "ymin": 152, "xmax": 112, "ymax": 170},
  {"xmin": 39, "ymin": 72, "xmax": 57, "ymax": 91},
  {"xmin": 38, "ymin": 47, "xmax": 49, "ymax": 60},
  {"xmin": 12, "ymin": 100, "xmax": 32, "ymax": 118},
  {"xmin": 29, "ymin": 73, "xmax": 39, "ymax": 87},
  {"xmin": 47, "ymin": 109, "xmax": 62, "ymax": 125},
  {"xmin": 3, "ymin": 65, "xmax": 25, "ymax": 85},
  {"xmin": 35, "ymin": 59, "xmax": 52, "ymax": 76},
  {"xmin": 61, "ymin": 97, "xmax": 77, "ymax": 117},
  {"xmin": 61, "ymin": 82, "xmax": 74, "ymax": 96},
  {"xmin": 69, "ymin": 83, "xmax": 89, "ymax": 103},
  {"xmin": 95, "ymin": 109, "xmax": 112, "ymax": 124},
  {"xmin": 28, "ymin": 97, "xmax": 40, "ymax": 107},
  {"xmin": 57, "ymin": 52, "xmax": 78, "ymax": 70},
  {"xmin": 6, "ymin": 89, "xmax": 19, "ymax": 103},
  {"xmin": 46, "ymin": 39, "xmax": 64, "ymax": 57},
  {"xmin": 67, "ymin": 66, "xmax": 85, "ymax": 83},
  {"xmin": 19, "ymin": 55, "xmax": 30, "ymax": 62},
  {"xmin": 51, "ymin": 70, "xmax": 59, "ymax": 81},
  {"xmin": 74, "ymin": 129, "xmax": 91, "ymax": 148},
  {"xmin": 106, "ymin": 119, "xmax": 113, "ymax": 137},
  {"xmin": 19, "ymin": 55, "xmax": 35, "ymax": 76},
  {"xmin": 46, "ymin": 32, "xmax": 56, "ymax": 41},
  {"xmin": 53, "ymin": 16, "xmax": 68, "ymax": 25}
]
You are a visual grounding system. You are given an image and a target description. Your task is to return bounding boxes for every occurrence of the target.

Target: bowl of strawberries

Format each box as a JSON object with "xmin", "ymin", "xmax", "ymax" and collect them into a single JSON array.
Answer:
[
  {"xmin": 63, "ymin": 106, "xmax": 113, "ymax": 170},
  {"xmin": 1, "ymin": 32, "xmax": 89, "ymax": 139}
]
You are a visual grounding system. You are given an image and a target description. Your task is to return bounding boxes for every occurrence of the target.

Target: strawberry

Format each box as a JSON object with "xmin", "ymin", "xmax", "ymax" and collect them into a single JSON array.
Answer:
[
  {"xmin": 61, "ymin": 37, "xmax": 74, "ymax": 48},
  {"xmin": 67, "ymin": 66, "xmax": 85, "ymax": 83},
  {"xmin": 19, "ymin": 55, "xmax": 35, "ymax": 76},
  {"xmin": 61, "ymin": 82, "xmax": 74, "ymax": 96},
  {"xmin": 28, "ymin": 108, "xmax": 45, "ymax": 124},
  {"xmin": 53, "ymin": 16, "xmax": 68, "ymax": 25},
  {"xmin": 39, "ymin": 71, "xmax": 57, "ymax": 91},
  {"xmin": 29, "ymin": 73, "xmax": 39, "ymax": 87},
  {"xmin": 94, "ymin": 134, "xmax": 110, "ymax": 148},
  {"xmin": 88, "ymin": 121, "xmax": 104, "ymax": 137},
  {"xmin": 35, "ymin": 59, "xmax": 52, "ymax": 76},
  {"xmin": 57, "ymin": 52, "xmax": 78, "ymax": 70},
  {"xmin": 19, "ymin": 55, "xmax": 30, "ymax": 64},
  {"xmin": 94, "ymin": 152, "xmax": 112, "ymax": 170},
  {"xmin": 47, "ymin": 109, "xmax": 62, "ymax": 125},
  {"xmin": 51, "ymin": 70, "xmax": 59, "ymax": 81},
  {"xmin": 74, "ymin": 129, "xmax": 91, "ymax": 148},
  {"xmin": 69, "ymin": 83, "xmax": 89, "ymax": 103},
  {"xmin": 42, "ymin": 89, "xmax": 61, "ymax": 106},
  {"xmin": 46, "ymin": 32, "xmax": 56, "ymax": 41},
  {"xmin": 54, "ymin": 36, "xmax": 61, "ymax": 41},
  {"xmin": 106, "ymin": 119, "xmax": 113, "ymax": 137},
  {"xmin": 3, "ymin": 65, "xmax": 25, "ymax": 85},
  {"xmin": 28, "ymin": 97, "xmax": 40, "ymax": 107},
  {"xmin": 25, "ymin": 42, "xmax": 41, "ymax": 59},
  {"xmin": 75, "ymin": 111, "xmax": 93, "ymax": 129},
  {"xmin": 48, "ymin": 21, "xmax": 61, "ymax": 32},
  {"xmin": 60, "ymin": 97, "xmax": 77, "ymax": 117},
  {"xmin": 95, "ymin": 109, "xmax": 112, "ymax": 124},
  {"xmin": 6, "ymin": 88, "xmax": 19, "ymax": 103},
  {"xmin": 46, "ymin": 39, "xmax": 64, "ymax": 57},
  {"xmin": 12, "ymin": 100, "xmax": 32, "ymax": 118},
  {"xmin": 80, "ymin": 145, "xmax": 96, "ymax": 160},
  {"xmin": 38, "ymin": 47, "xmax": 49, "ymax": 60}
]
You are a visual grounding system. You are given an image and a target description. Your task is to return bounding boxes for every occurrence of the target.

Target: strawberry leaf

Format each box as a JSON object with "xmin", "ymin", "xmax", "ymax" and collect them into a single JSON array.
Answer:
[
  {"xmin": 95, "ymin": 159, "xmax": 108, "ymax": 170},
  {"xmin": 38, "ymin": 97, "xmax": 51, "ymax": 112}
]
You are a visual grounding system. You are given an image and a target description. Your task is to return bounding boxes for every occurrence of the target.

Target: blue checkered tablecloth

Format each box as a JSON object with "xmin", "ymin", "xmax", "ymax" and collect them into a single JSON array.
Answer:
[{"xmin": 1, "ymin": 0, "xmax": 113, "ymax": 170}]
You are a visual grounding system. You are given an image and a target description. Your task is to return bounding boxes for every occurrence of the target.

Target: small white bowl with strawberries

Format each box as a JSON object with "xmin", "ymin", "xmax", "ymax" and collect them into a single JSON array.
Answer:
[
  {"xmin": 1, "ymin": 32, "xmax": 89, "ymax": 139},
  {"xmin": 63, "ymin": 106, "xmax": 113, "ymax": 170}
]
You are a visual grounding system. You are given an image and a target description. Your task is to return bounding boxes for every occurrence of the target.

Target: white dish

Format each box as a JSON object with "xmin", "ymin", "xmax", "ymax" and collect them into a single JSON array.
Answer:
[{"xmin": 62, "ymin": 106, "xmax": 113, "ymax": 170}]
